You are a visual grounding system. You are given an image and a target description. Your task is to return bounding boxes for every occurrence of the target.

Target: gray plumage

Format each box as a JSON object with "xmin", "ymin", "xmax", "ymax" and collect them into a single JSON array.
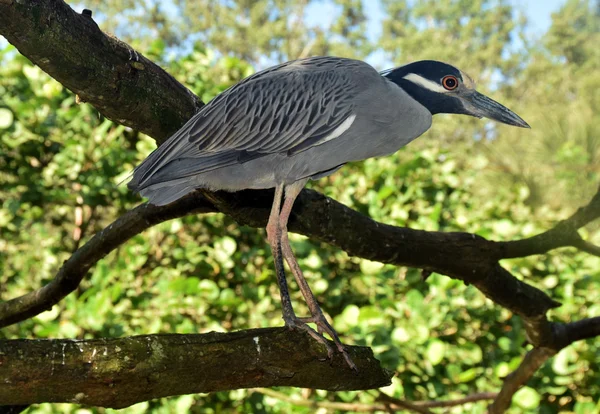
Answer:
[{"xmin": 128, "ymin": 56, "xmax": 432, "ymax": 205}]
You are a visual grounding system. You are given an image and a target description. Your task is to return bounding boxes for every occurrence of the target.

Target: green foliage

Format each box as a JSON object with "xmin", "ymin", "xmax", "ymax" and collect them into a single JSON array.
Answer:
[
  {"xmin": 484, "ymin": 0, "xmax": 600, "ymax": 210},
  {"xmin": 1, "ymin": 1, "xmax": 600, "ymax": 413}
]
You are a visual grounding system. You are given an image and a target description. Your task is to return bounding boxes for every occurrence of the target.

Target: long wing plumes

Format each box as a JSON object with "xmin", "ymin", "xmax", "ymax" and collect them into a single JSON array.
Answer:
[{"xmin": 128, "ymin": 57, "xmax": 372, "ymax": 193}]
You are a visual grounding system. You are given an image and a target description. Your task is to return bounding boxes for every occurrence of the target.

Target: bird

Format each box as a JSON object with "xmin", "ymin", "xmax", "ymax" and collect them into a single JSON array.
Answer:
[{"xmin": 128, "ymin": 56, "xmax": 529, "ymax": 369}]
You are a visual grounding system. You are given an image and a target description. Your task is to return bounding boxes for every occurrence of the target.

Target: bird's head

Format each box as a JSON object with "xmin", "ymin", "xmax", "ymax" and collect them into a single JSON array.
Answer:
[{"xmin": 382, "ymin": 60, "xmax": 529, "ymax": 128}]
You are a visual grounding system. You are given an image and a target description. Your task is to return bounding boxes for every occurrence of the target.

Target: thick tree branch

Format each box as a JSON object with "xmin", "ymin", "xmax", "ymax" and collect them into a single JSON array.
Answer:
[
  {"xmin": 0, "ymin": 329, "xmax": 390, "ymax": 408},
  {"xmin": 552, "ymin": 317, "xmax": 600, "ymax": 349},
  {"xmin": 204, "ymin": 188, "xmax": 563, "ymax": 322},
  {"xmin": 0, "ymin": 0, "xmax": 202, "ymax": 143},
  {"xmin": 0, "ymin": 0, "xmax": 593, "ymax": 328},
  {"xmin": 0, "ymin": 406, "xmax": 28, "ymax": 414}
]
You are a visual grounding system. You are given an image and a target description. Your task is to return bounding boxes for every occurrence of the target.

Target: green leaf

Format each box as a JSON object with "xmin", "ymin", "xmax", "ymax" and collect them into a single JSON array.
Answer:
[
  {"xmin": 358, "ymin": 306, "xmax": 385, "ymax": 325},
  {"xmin": 175, "ymin": 395, "xmax": 195, "ymax": 412},
  {"xmin": 495, "ymin": 362, "xmax": 511, "ymax": 378},
  {"xmin": 552, "ymin": 348, "xmax": 576, "ymax": 376},
  {"xmin": 218, "ymin": 236, "xmax": 237, "ymax": 256},
  {"xmin": 198, "ymin": 279, "xmax": 220, "ymax": 301},
  {"xmin": 513, "ymin": 387, "xmax": 541, "ymax": 409},
  {"xmin": 0, "ymin": 108, "xmax": 13, "ymax": 129},
  {"xmin": 456, "ymin": 368, "xmax": 479, "ymax": 383},
  {"xmin": 304, "ymin": 252, "xmax": 323, "ymax": 269},
  {"xmin": 392, "ymin": 327, "xmax": 411, "ymax": 343},
  {"xmin": 426, "ymin": 339, "xmax": 445, "ymax": 365},
  {"xmin": 336, "ymin": 304, "xmax": 360, "ymax": 331},
  {"xmin": 360, "ymin": 259, "xmax": 384, "ymax": 275}
]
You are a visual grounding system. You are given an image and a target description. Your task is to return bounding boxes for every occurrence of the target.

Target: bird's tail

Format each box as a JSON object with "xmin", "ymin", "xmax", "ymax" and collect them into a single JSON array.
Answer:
[{"xmin": 137, "ymin": 178, "xmax": 199, "ymax": 206}]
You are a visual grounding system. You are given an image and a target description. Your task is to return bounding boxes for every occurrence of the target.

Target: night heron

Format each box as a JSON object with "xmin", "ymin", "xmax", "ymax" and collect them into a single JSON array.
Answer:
[{"xmin": 129, "ymin": 57, "xmax": 529, "ymax": 369}]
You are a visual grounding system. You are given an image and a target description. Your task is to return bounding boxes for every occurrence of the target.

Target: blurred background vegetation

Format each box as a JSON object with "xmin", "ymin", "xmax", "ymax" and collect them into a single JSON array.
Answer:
[{"xmin": 1, "ymin": 0, "xmax": 599, "ymax": 412}]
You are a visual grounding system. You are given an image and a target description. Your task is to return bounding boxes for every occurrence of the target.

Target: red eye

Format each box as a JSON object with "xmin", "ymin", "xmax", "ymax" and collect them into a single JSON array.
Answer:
[{"xmin": 442, "ymin": 75, "xmax": 459, "ymax": 90}]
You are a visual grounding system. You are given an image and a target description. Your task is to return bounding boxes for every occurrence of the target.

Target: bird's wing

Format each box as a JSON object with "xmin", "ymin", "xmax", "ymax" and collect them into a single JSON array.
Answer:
[{"xmin": 129, "ymin": 57, "xmax": 375, "ymax": 191}]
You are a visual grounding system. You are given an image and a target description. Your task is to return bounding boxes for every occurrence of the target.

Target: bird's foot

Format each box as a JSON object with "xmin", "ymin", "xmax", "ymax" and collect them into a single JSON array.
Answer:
[{"xmin": 283, "ymin": 313, "xmax": 357, "ymax": 371}]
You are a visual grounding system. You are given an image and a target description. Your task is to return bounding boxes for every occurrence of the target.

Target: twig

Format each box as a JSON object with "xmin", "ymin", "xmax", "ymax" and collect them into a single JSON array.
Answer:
[
  {"xmin": 572, "ymin": 238, "xmax": 600, "ymax": 257},
  {"xmin": 379, "ymin": 391, "xmax": 498, "ymax": 408},
  {"xmin": 376, "ymin": 392, "xmax": 433, "ymax": 414},
  {"xmin": 489, "ymin": 347, "xmax": 555, "ymax": 414},
  {"xmin": 490, "ymin": 317, "xmax": 600, "ymax": 412},
  {"xmin": 253, "ymin": 388, "xmax": 432, "ymax": 414},
  {"xmin": 255, "ymin": 388, "xmax": 498, "ymax": 413},
  {"xmin": 498, "ymin": 187, "xmax": 600, "ymax": 258}
]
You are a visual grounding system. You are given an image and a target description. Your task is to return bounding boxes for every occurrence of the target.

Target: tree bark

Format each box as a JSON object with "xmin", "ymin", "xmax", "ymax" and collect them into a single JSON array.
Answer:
[{"xmin": 0, "ymin": 329, "xmax": 390, "ymax": 408}]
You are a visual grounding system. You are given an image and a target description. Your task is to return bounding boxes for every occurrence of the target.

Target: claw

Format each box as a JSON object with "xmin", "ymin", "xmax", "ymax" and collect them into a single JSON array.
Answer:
[{"xmin": 287, "ymin": 314, "xmax": 357, "ymax": 371}]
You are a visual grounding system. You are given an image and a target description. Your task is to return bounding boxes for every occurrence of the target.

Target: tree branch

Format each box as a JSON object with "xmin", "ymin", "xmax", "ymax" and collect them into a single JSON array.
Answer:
[
  {"xmin": 255, "ymin": 388, "xmax": 433, "ymax": 414},
  {"xmin": 489, "ymin": 347, "xmax": 555, "ymax": 414},
  {"xmin": 497, "ymin": 185, "xmax": 600, "ymax": 258},
  {"xmin": 489, "ymin": 317, "xmax": 600, "ymax": 412},
  {"xmin": 414, "ymin": 392, "xmax": 498, "ymax": 408},
  {"xmin": 572, "ymin": 238, "xmax": 600, "ymax": 257},
  {"xmin": 377, "ymin": 390, "xmax": 498, "ymax": 410},
  {"xmin": 0, "ymin": 329, "xmax": 391, "ymax": 408},
  {"xmin": 0, "ymin": 194, "xmax": 215, "ymax": 327},
  {"xmin": 0, "ymin": 406, "xmax": 28, "ymax": 414},
  {"xmin": 252, "ymin": 388, "xmax": 498, "ymax": 413},
  {"xmin": 1, "ymin": 186, "xmax": 569, "ymax": 329},
  {"xmin": 0, "ymin": 0, "xmax": 202, "ymax": 143},
  {"xmin": 557, "ymin": 316, "xmax": 600, "ymax": 345}
]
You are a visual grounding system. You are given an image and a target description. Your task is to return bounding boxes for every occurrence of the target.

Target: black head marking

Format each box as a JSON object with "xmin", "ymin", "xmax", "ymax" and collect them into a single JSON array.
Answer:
[
  {"xmin": 384, "ymin": 60, "xmax": 464, "ymax": 84},
  {"xmin": 382, "ymin": 60, "xmax": 470, "ymax": 115}
]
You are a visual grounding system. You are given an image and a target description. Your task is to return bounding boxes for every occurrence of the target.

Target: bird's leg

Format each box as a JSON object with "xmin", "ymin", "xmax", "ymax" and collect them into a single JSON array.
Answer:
[
  {"xmin": 266, "ymin": 185, "xmax": 332, "ymax": 351},
  {"xmin": 266, "ymin": 185, "xmax": 296, "ymax": 326},
  {"xmin": 279, "ymin": 181, "xmax": 357, "ymax": 370}
]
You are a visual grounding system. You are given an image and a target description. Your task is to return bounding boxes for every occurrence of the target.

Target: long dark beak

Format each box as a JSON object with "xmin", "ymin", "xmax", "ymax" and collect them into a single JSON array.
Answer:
[{"xmin": 463, "ymin": 91, "xmax": 530, "ymax": 128}]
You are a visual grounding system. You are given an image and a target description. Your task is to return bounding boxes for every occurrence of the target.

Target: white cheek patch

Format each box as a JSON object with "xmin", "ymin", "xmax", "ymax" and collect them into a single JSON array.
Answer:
[
  {"xmin": 402, "ymin": 73, "xmax": 448, "ymax": 93},
  {"xmin": 319, "ymin": 114, "xmax": 356, "ymax": 145}
]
